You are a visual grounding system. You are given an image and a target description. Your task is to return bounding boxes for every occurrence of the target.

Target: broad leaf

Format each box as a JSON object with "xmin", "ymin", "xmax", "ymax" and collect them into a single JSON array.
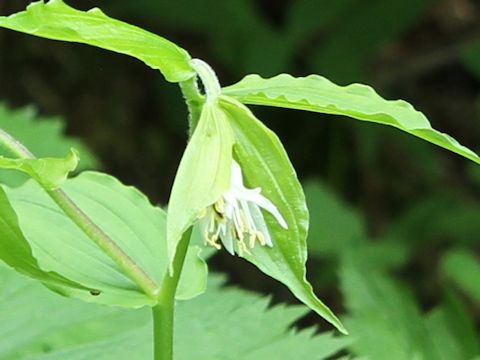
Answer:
[
  {"xmin": 0, "ymin": 186, "xmax": 86, "ymax": 291},
  {"xmin": 223, "ymin": 74, "xmax": 480, "ymax": 164},
  {"xmin": 0, "ymin": 0, "xmax": 194, "ymax": 82},
  {"xmin": 0, "ymin": 149, "xmax": 78, "ymax": 190},
  {"xmin": 219, "ymin": 96, "xmax": 346, "ymax": 334},
  {"xmin": 4, "ymin": 171, "xmax": 207, "ymax": 307},
  {"xmin": 0, "ymin": 266, "xmax": 348, "ymax": 359},
  {"xmin": 0, "ymin": 103, "xmax": 99, "ymax": 187},
  {"xmin": 167, "ymin": 102, "xmax": 235, "ymax": 267}
]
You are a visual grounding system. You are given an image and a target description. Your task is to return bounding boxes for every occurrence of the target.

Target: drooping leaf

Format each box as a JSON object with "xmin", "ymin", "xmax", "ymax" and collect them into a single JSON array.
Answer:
[
  {"xmin": 0, "ymin": 266, "xmax": 348, "ymax": 359},
  {"xmin": 4, "ymin": 171, "xmax": 207, "ymax": 307},
  {"xmin": 223, "ymin": 74, "xmax": 480, "ymax": 165},
  {"xmin": 167, "ymin": 102, "xmax": 235, "ymax": 268},
  {"xmin": 0, "ymin": 148, "xmax": 78, "ymax": 190},
  {"xmin": 441, "ymin": 248, "xmax": 480, "ymax": 303},
  {"xmin": 219, "ymin": 96, "xmax": 346, "ymax": 334},
  {"xmin": 115, "ymin": 0, "xmax": 289, "ymax": 75},
  {"xmin": 0, "ymin": 103, "xmax": 99, "ymax": 187},
  {"xmin": 0, "ymin": 0, "xmax": 194, "ymax": 82}
]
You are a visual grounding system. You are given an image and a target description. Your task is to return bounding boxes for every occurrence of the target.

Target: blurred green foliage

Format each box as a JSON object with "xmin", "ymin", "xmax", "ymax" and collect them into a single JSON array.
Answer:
[{"xmin": 0, "ymin": 0, "xmax": 480, "ymax": 358}]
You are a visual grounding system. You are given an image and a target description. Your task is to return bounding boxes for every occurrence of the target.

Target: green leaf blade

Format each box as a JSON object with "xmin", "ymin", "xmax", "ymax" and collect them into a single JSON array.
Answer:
[
  {"xmin": 5, "ymin": 171, "xmax": 207, "ymax": 307},
  {"xmin": 0, "ymin": 267, "xmax": 348, "ymax": 359},
  {"xmin": 220, "ymin": 96, "xmax": 346, "ymax": 334},
  {"xmin": 223, "ymin": 74, "xmax": 480, "ymax": 165},
  {"xmin": 0, "ymin": 185, "xmax": 86, "ymax": 292},
  {"xmin": 0, "ymin": 148, "xmax": 78, "ymax": 190},
  {"xmin": 0, "ymin": 0, "xmax": 194, "ymax": 82}
]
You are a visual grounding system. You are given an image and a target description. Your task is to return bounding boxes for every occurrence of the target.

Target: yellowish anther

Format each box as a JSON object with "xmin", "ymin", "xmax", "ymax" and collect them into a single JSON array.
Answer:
[
  {"xmin": 248, "ymin": 232, "xmax": 256, "ymax": 248},
  {"xmin": 214, "ymin": 198, "xmax": 225, "ymax": 214},
  {"xmin": 256, "ymin": 231, "xmax": 266, "ymax": 246},
  {"xmin": 197, "ymin": 208, "xmax": 207, "ymax": 219},
  {"xmin": 205, "ymin": 232, "xmax": 221, "ymax": 250}
]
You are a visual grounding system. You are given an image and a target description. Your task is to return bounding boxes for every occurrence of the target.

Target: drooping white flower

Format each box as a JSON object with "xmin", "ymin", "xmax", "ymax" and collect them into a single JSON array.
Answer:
[{"xmin": 198, "ymin": 160, "xmax": 288, "ymax": 255}]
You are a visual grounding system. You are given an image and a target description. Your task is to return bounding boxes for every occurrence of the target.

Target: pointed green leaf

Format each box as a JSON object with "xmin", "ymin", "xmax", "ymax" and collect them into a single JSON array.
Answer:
[
  {"xmin": 223, "ymin": 74, "xmax": 480, "ymax": 164},
  {"xmin": 167, "ymin": 102, "xmax": 235, "ymax": 267},
  {"xmin": 0, "ymin": 185, "xmax": 87, "ymax": 291},
  {"xmin": 0, "ymin": 0, "xmax": 194, "ymax": 82},
  {"xmin": 5, "ymin": 171, "xmax": 207, "ymax": 307},
  {"xmin": 0, "ymin": 148, "xmax": 78, "ymax": 190},
  {"xmin": 219, "ymin": 96, "xmax": 346, "ymax": 334}
]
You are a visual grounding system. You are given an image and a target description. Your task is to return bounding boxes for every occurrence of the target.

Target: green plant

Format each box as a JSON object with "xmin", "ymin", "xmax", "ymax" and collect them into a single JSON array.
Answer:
[{"xmin": 0, "ymin": 1, "xmax": 479, "ymax": 359}]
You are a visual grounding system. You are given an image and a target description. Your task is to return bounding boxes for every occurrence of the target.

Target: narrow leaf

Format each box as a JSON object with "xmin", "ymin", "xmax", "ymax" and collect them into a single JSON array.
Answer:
[
  {"xmin": 223, "ymin": 74, "xmax": 480, "ymax": 164},
  {"xmin": 219, "ymin": 96, "xmax": 346, "ymax": 334},
  {"xmin": 167, "ymin": 102, "xmax": 235, "ymax": 267},
  {"xmin": 0, "ymin": 148, "xmax": 78, "ymax": 190},
  {"xmin": 0, "ymin": 0, "xmax": 194, "ymax": 82}
]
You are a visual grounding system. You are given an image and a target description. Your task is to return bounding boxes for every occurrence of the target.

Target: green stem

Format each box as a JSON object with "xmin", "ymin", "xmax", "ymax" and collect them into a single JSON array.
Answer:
[
  {"xmin": 179, "ymin": 76, "xmax": 204, "ymax": 135},
  {"xmin": 152, "ymin": 227, "xmax": 192, "ymax": 360},
  {"xmin": 0, "ymin": 128, "xmax": 160, "ymax": 299}
]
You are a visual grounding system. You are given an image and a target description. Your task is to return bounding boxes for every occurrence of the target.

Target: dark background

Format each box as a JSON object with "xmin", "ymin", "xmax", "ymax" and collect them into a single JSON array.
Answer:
[{"xmin": 1, "ymin": 0, "xmax": 479, "ymax": 335}]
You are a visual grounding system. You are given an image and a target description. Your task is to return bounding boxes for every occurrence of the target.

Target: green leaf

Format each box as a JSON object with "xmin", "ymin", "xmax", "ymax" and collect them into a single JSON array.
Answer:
[
  {"xmin": 441, "ymin": 248, "xmax": 480, "ymax": 303},
  {"xmin": 4, "ymin": 171, "xmax": 207, "ymax": 307},
  {"xmin": 219, "ymin": 96, "xmax": 346, "ymax": 334},
  {"xmin": 0, "ymin": 266, "xmax": 348, "ymax": 359},
  {"xmin": 0, "ymin": 186, "xmax": 86, "ymax": 291},
  {"xmin": 0, "ymin": 103, "xmax": 99, "ymax": 187},
  {"xmin": 425, "ymin": 289, "xmax": 480, "ymax": 360},
  {"xmin": 0, "ymin": 0, "xmax": 194, "ymax": 82},
  {"xmin": 340, "ymin": 256, "xmax": 440, "ymax": 360},
  {"xmin": 304, "ymin": 180, "xmax": 365, "ymax": 255},
  {"xmin": 223, "ymin": 74, "xmax": 480, "ymax": 165},
  {"xmin": 0, "ymin": 148, "xmax": 78, "ymax": 190},
  {"xmin": 167, "ymin": 102, "xmax": 235, "ymax": 267}
]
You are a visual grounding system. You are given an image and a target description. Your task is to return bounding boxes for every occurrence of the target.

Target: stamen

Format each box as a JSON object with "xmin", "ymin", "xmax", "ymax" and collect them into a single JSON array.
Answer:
[
  {"xmin": 256, "ymin": 231, "xmax": 266, "ymax": 246},
  {"xmin": 205, "ymin": 233, "xmax": 221, "ymax": 249},
  {"xmin": 198, "ymin": 208, "xmax": 207, "ymax": 219},
  {"xmin": 248, "ymin": 231, "xmax": 256, "ymax": 248}
]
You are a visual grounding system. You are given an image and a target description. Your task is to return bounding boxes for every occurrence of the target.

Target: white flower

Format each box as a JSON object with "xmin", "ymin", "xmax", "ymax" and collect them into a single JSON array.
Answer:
[{"xmin": 198, "ymin": 160, "xmax": 288, "ymax": 255}]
